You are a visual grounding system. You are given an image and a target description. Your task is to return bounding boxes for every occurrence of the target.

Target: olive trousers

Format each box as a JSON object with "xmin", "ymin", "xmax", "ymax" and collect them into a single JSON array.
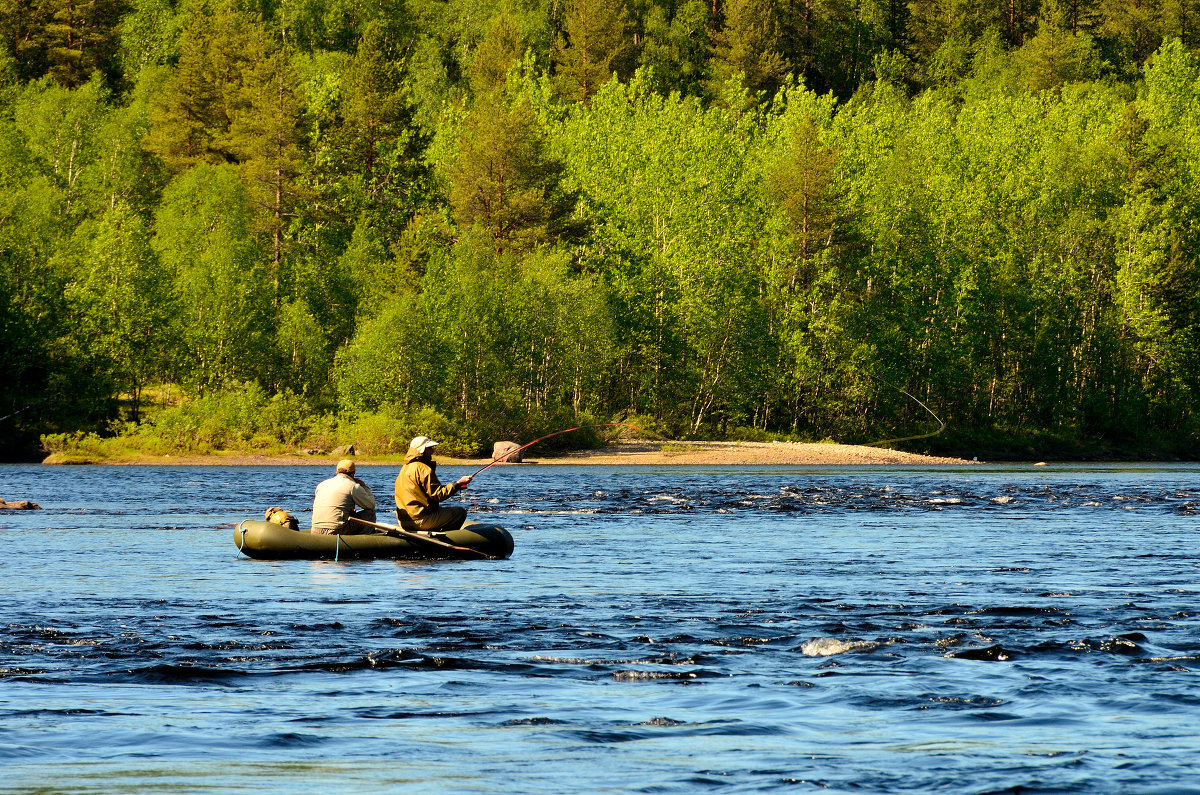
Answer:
[{"xmin": 396, "ymin": 506, "xmax": 467, "ymax": 533}]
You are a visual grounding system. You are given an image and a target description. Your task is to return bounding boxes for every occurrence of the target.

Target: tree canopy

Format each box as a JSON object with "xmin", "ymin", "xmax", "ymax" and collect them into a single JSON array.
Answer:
[{"xmin": 2, "ymin": 0, "xmax": 1198, "ymax": 459}]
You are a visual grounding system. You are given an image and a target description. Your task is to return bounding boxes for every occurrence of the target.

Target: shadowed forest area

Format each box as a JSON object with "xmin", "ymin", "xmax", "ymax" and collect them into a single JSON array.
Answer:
[{"xmin": 2, "ymin": 0, "xmax": 1198, "ymax": 461}]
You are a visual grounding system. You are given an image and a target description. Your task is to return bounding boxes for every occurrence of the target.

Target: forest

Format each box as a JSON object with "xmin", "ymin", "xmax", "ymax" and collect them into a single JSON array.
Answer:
[{"xmin": 2, "ymin": 0, "xmax": 1199, "ymax": 460}]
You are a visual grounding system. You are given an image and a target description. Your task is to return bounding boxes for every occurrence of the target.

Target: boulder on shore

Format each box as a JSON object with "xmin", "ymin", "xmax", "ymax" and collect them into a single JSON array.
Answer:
[
  {"xmin": 0, "ymin": 499, "xmax": 40, "ymax": 510},
  {"xmin": 491, "ymin": 441, "xmax": 522, "ymax": 463}
]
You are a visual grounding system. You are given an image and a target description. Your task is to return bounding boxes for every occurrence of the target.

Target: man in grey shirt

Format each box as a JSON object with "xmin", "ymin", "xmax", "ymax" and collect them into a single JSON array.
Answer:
[{"xmin": 311, "ymin": 459, "xmax": 377, "ymax": 534}]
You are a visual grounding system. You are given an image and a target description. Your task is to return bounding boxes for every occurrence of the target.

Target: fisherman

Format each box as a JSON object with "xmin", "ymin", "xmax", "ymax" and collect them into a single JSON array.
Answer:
[
  {"xmin": 311, "ymin": 458, "xmax": 377, "ymax": 534},
  {"xmin": 395, "ymin": 436, "xmax": 472, "ymax": 532}
]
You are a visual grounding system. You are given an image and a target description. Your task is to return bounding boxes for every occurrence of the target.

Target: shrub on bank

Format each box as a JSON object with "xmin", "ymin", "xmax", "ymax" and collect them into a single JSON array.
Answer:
[
  {"xmin": 42, "ymin": 387, "xmax": 487, "ymax": 459},
  {"xmin": 40, "ymin": 383, "xmax": 638, "ymax": 461},
  {"xmin": 40, "ymin": 430, "xmax": 175, "ymax": 461},
  {"xmin": 334, "ymin": 406, "xmax": 478, "ymax": 457}
]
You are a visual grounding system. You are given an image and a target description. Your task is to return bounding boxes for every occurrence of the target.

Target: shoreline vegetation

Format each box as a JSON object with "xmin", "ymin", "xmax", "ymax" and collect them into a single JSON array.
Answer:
[
  {"xmin": 34, "ymin": 396, "xmax": 1191, "ymax": 466},
  {"xmin": 41, "ymin": 440, "xmax": 975, "ymax": 467},
  {"xmin": 4, "ymin": 4, "xmax": 1198, "ymax": 461}
]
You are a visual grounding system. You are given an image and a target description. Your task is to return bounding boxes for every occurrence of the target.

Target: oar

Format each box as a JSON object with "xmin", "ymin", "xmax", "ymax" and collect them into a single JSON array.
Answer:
[{"xmin": 347, "ymin": 516, "xmax": 495, "ymax": 559}]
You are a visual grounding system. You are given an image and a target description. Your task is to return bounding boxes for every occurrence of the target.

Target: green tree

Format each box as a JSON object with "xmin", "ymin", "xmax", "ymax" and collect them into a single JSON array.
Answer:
[
  {"xmin": 62, "ymin": 202, "xmax": 172, "ymax": 421},
  {"xmin": 1018, "ymin": 0, "xmax": 1102, "ymax": 91},
  {"xmin": 1105, "ymin": 102, "xmax": 1200, "ymax": 432},
  {"xmin": 552, "ymin": 0, "xmax": 632, "ymax": 103},
  {"xmin": 557, "ymin": 78, "xmax": 778, "ymax": 431},
  {"xmin": 86, "ymin": 65, "xmax": 167, "ymax": 215},
  {"xmin": 765, "ymin": 113, "xmax": 839, "ymax": 282},
  {"xmin": 0, "ymin": 113, "xmax": 74, "ymax": 451},
  {"xmin": 469, "ymin": 5, "xmax": 527, "ymax": 96},
  {"xmin": 905, "ymin": 0, "xmax": 1014, "ymax": 64},
  {"xmin": 227, "ymin": 36, "xmax": 306, "ymax": 301},
  {"xmin": 1098, "ymin": 0, "xmax": 1165, "ymax": 73},
  {"xmin": 153, "ymin": 163, "xmax": 269, "ymax": 395},
  {"xmin": 43, "ymin": 0, "xmax": 126, "ymax": 87},
  {"xmin": 276, "ymin": 0, "xmax": 408, "ymax": 53},
  {"xmin": 0, "ymin": 0, "xmax": 47, "ymax": 81},
  {"xmin": 796, "ymin": 0, "xmax": 898, "ymax": 97},
  {"xmin": 274, "ymin": 297, "xmax": 331, "ymax": 397},
  {"xmin": 639, "ymin": 0, "xmax": 711, "ymax": 97},
  {"xmin": 0, "ymin": 0, "xmax": 125, "ymax": 87},
  {"xmin": 327, "ymin": 19, "xmax": 429, "ymax": 245},
  {"xmin": 334, "ymin": 293, "xmax": 441, "ymax": 413},
  {"xmin": 142, "ymin": 4, "xmax": 259, "ymax": 172},
  {"xmin": 448, "ymin": 92, "xmax": 578, "ymax": 252},
  {"xmin": 708, "ymin": 0, "xmax": 788, "ymax": 99},
  {"xmin": 117, "ymin": 0, "xmax": 184, "ymax": 81},
  {"xmin": 13, "ymin": 74, "xmax": 108, "ymax": 218}
]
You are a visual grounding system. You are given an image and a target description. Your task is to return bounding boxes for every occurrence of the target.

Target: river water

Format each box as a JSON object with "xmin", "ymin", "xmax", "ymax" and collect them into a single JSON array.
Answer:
[{"xmin": 1, "ymin": 462, "xmax": 1198, "ymax": 793}]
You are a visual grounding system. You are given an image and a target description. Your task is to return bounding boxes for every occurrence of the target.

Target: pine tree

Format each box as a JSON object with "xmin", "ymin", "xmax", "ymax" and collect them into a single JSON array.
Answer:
[
  {"xmin": 142, "ymin": 10, "xmax": 220, "ymax": 171},
  {"xmin": 552, "ymin": 0, "xmax": 632, "ymax": 103},
  {"xmin": 0, "ymin": 0, "xmax": 124, "ymax": 86},
  {"xmin": 469, "ymin": 6, "xmax": 526, "ymax": 97},
  {"xmin": 708, "ymin": 0, "xmax": 789, "ymax": 98},
  {"xmin": 766, "ymin": 113, "xmax": 839, "ymax": 288},
  {"xmin": 142, "ymin": 5, "xmax": 258, "ymax": 172},
  {"xmin": 1018, "ymin": 0, "xmax": 1101, "ymax": 91},
  {"xmin": 227, "ymin": 40, "xmax": 306, "ymax": 303},
  {"xmin": 330, "ymin": 20, "xmax": 428, "ymax": 244},
  {"xmin": 449, "ymin": 94, "xmax": 578, "ymax": 253}
]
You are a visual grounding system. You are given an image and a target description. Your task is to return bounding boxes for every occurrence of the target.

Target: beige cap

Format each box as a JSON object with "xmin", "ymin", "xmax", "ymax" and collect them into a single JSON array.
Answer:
[
  {"xmin": 336, "ymin": 458, "xmax": 356, "ymax": 474},
  {"xmin": 409, "ymin": 436, "xmax": 439, "ymax": 453}
]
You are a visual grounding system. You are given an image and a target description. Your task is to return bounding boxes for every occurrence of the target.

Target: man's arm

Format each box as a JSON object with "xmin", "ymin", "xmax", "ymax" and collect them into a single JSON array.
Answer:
[
  {"xmin": 426, "ymin": 471, "xmax": 466, "ymax": 502},
  {"xmin": 351, "ymin": 481, "xmax": 376, "ymax": 510}
]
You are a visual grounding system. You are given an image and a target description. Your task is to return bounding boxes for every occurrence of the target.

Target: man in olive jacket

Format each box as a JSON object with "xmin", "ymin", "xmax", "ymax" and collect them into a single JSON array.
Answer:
[{"xmin": 395, "ymin": 436, "xmax": 473, "ymax": 532}]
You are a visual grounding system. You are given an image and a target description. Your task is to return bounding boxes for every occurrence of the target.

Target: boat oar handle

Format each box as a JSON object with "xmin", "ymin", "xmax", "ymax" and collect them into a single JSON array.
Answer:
[{"xmin": 347, "ymin": 516, "xmax": 495, "ymax": 559}]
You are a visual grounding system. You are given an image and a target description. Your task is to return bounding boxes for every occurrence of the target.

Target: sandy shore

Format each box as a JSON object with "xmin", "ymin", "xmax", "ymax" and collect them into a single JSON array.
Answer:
[
  {"xmin": 540, "ymin": 441, "xmax": 974, "ymax": 466},
  {"xmin": 45, "ymin": 441, "xmax": 975, "ymax": 467}
]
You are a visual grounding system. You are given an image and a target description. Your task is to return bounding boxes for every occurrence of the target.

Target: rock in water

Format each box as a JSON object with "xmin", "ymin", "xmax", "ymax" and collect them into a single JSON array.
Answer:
[
  {"xmin": 492, "ymin": 441, "xmax": 522, "ymax": 463},
  {"xmin": 799, "ymin": 637, "xmax": 881, "ymax": 656},
  {"xmin": 0, "ymin": 499, "xmax": 41, "ymax": 510}
]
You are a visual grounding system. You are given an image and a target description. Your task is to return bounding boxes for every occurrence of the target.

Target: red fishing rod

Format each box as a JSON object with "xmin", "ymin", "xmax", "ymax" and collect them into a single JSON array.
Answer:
[{"xmin": 471, "ymin": 422, "xmax": 640, "ymax": 478}]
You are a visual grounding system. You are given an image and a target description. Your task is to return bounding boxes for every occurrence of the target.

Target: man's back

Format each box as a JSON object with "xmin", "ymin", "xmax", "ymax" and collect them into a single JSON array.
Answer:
[{"xmin": 312, "ymin": 473, "xmax": 374, "ymax": 532}]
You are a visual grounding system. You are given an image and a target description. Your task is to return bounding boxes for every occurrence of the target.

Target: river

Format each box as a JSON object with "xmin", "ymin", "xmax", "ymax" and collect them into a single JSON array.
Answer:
[{"xmin": 1, "ymin": 462, "xmax": 1198, "ymax": 793}]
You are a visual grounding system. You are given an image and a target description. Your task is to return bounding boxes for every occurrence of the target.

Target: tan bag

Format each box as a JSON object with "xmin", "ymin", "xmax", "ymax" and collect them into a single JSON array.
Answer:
[{"xmin": 264, "ymin": 506, "xmax": 299, "ymax": 531}]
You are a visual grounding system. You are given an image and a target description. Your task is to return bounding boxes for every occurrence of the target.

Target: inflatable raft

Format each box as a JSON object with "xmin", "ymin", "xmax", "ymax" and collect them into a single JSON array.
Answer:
[{"xmin": 234, "ymin": 519, "xmax": 514, "ymax": 561}]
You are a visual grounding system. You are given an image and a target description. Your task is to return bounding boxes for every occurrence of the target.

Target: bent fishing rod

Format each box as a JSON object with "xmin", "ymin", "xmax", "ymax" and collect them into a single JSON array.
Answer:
[{"xmin": 470, "ymin": 422, "xmax": 641, "ymax": 478}]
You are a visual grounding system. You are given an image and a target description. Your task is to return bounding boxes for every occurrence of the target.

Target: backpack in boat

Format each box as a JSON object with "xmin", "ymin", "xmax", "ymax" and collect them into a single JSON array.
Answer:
[{"xmin": 264, "ymin": 506, "xmax": 299, "ymax": 531}]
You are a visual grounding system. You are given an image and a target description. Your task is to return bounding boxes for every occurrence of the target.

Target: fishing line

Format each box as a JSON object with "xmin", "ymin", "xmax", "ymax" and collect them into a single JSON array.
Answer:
[
  {"xmin": 859, "ymin": 374, "xmax": 946, "ymax": 447},
  {"xmin": 0, "ymin": 391, "xmax": 62, "ymax": 424}
]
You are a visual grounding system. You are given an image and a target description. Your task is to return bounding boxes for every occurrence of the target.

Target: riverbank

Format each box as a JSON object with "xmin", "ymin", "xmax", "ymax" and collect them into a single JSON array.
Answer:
[{"xmin": 41, "ymin": 440, "xmax": 976, "ymax": 467}]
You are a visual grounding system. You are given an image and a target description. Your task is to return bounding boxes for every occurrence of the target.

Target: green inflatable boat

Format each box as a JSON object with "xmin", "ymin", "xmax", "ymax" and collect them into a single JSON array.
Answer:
[{"xmin": 234, "ymin": 519, "xmax": 514, "ymax": 561}]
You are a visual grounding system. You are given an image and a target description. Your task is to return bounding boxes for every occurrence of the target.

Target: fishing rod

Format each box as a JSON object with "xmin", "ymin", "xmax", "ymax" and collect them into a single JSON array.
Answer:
[{"xmin": 471, "ymin": 422, "xmax": 641, "ymax": 478}]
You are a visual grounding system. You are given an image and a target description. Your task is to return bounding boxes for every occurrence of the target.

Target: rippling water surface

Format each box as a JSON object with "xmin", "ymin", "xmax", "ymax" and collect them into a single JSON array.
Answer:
[{"xmin": 1, "ymin": 462, "xmax": 1198, "ymax": 793}]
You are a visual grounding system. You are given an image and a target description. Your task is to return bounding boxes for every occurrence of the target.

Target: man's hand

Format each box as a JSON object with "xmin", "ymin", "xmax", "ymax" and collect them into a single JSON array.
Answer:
[{"xmin": 455, "ymin": 475, "xmax": 473, "ymax": 489}]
